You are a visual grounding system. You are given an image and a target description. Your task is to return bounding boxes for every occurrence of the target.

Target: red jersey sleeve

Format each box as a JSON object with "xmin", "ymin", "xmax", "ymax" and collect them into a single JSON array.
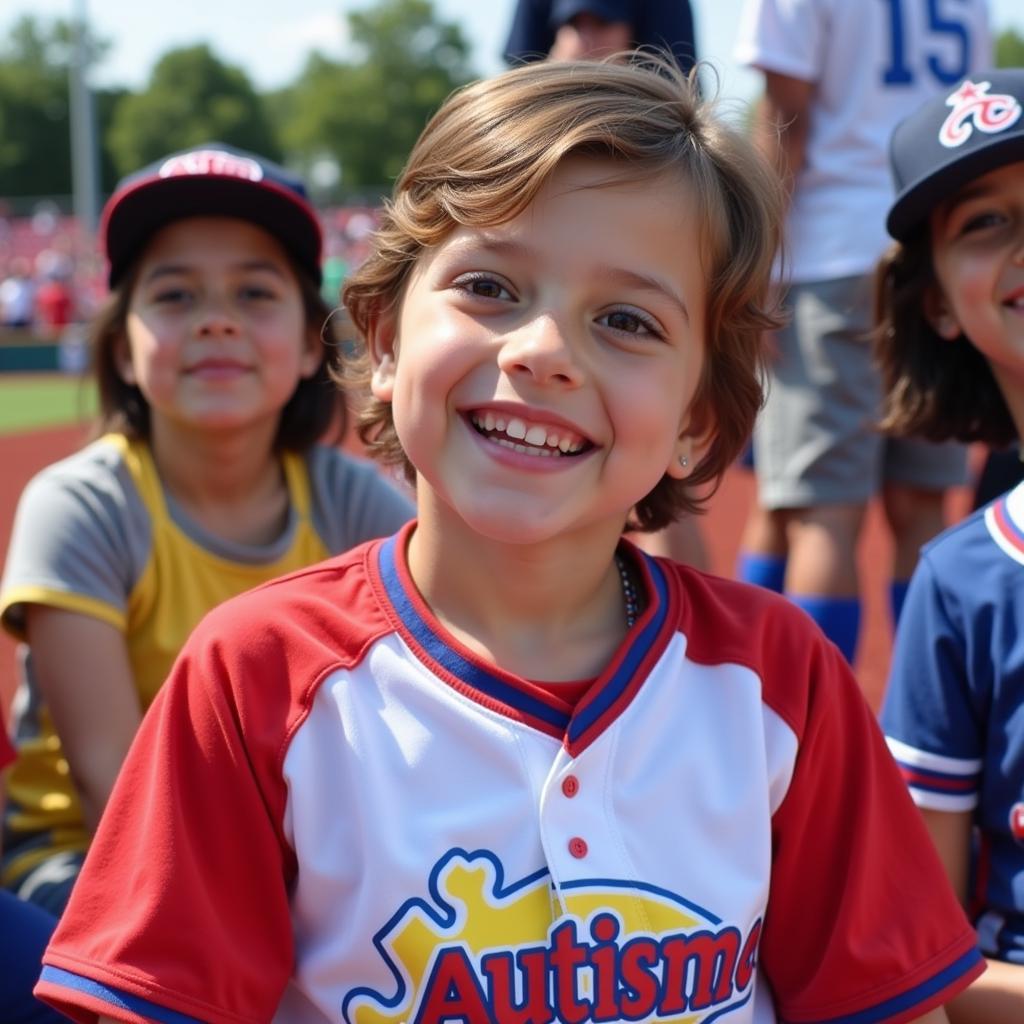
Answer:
[
  {"xmin": 0, "ymin": 716, "xmax": 14, "ymax": 770},
  {"xmin": 34, "ymin": 607, "xmax": 308, "ymax": 1024},
  {"xmin": 762, "ymin": 630, "xmax": 984, "ymax": 1023}
]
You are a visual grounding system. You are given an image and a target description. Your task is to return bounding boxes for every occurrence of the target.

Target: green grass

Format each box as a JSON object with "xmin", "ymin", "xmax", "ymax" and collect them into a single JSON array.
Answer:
[{"xmin": 0, "ymin": 375, "xmax": 98, "ymax": 436}]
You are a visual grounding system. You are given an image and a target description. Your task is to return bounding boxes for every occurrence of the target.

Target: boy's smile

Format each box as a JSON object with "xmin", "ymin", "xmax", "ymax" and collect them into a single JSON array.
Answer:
[
  {"xmin": 467, "ymin": 403, "xmax": 593, "ymax": 462},
  {"xmin": 370, "ymin": 156, "xmax": 707, "ymax": 546}
]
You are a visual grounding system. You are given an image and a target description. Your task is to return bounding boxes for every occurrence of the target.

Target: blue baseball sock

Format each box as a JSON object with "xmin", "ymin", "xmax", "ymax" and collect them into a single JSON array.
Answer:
[
  {"xmin": 789, "ymin": 594, "xmax": 861, "ymax": 664},
  {"xmin": 889, "ymin": 580, "xmax": 910, "ymax": 627},
  {"xmin": 736, "ymin": 552, "xmax": 787, "ymax": 593}
]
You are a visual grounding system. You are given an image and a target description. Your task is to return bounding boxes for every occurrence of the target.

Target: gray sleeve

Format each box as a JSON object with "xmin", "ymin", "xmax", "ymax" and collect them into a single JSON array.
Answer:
[
  {"xmin": 308, "ymin": 447, "xmax": 414, "ymax": 555},
  {"xmin": 0, "ymin": 448, "xmax": 149, "ymax": 636}
]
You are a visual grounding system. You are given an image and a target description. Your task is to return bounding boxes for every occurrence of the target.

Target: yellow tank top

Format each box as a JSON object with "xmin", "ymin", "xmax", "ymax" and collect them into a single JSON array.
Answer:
[{"xmin": 3, "ymin": 435, "xmax": 329, "ymax": 876}]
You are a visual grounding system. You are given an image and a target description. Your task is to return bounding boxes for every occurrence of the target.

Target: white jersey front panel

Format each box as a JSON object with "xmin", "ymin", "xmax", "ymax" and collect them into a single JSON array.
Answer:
[{"xmin": 282, "ymin": 629, "xmax": 797, "ymax": 1023}]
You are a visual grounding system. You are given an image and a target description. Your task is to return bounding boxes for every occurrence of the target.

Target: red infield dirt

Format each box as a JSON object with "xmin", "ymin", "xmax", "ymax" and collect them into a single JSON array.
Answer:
[{"xmin": 0, "ymin": 424, "xmax": 974, "ymax": 716}]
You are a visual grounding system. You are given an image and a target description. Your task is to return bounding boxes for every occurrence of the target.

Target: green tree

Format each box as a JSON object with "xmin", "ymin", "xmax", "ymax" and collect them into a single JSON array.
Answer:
[
  {"xmin": 995, "ymin": 28, "xmax": 1024, "ymax": 69},
  {"xmin": 0, "ymin": 17, "xmax": 73, "ymax": 198},
  {"xmin": 107, "ymin": 44, "xmax": 280, "ymax": 176},
  {"xmin": 273, "ymin": 0, "xmax": 474, "ymax": 195},
  {"xmin": 0, "ymin": 15, "xmax": 123, "ymax": 200}
]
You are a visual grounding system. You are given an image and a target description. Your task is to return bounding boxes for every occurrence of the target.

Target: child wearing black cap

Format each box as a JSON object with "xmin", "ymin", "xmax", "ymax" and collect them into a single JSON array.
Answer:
[
  {"xmin": 0, "ymin": 143, "xmax": 412, "ymax": 914},
  {"xmin": 877, "ymin": 69, "xmax": 1024, "ymax": 1015}
]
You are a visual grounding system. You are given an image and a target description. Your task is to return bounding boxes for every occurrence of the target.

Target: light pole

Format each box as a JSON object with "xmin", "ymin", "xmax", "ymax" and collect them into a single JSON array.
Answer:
[{"xmin": 68, "ymin": 0, "xmax": 100, "ymax": 236}]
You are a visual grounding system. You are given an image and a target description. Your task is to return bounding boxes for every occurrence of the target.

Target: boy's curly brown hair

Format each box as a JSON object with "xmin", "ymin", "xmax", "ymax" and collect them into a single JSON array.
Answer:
[{"xmin": 339, "ymin": 55, "xmax": 785, "ymax": 530}]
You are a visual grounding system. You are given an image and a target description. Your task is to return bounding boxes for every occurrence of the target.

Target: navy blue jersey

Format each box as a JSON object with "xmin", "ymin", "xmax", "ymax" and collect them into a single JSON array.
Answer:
[{"xmin": 882, "ymin": 481, "xmax": 1024, "ymax": 964}]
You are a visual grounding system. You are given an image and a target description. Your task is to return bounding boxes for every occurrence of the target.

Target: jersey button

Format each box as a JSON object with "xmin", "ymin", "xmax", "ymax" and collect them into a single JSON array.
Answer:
[
  {"xmin": 561, "ymin": 775, "xmax": 580, "ymax": 798},
  {"xmin": 568, "ymin": 836, "xmax": 588, "ymax": 859}
]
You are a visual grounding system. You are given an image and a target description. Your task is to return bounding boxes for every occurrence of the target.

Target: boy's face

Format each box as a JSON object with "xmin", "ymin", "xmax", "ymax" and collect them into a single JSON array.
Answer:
[
  {"xmin": 369, "ymin": 157, "xmax": 707, "ymax": 546},
  {"xmin": 928, "ymin": 161, "xmax": 1024, "ymax": 392}
]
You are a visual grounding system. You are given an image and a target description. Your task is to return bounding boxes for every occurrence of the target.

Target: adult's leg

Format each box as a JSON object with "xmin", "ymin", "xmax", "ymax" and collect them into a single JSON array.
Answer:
[
  {"xmin": 736, "ymin": 504, "xmax": 788, "ymax": 592},
  {"xmin": 744, "ymin": 276, "xmax": 880, "ymax": 661},
  {"xmin": 884, "ymin": 437, "xmax": 969, "ymax": 624},
  {"xmin": 782, "ymin": 501, "xmax": 867, "ymax": 663}
]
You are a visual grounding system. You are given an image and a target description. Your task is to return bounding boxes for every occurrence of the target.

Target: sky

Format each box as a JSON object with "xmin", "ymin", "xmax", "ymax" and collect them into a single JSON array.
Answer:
[{"xmin": 4, "ymin": 0, "xmax": 1023, "ymax": 110}]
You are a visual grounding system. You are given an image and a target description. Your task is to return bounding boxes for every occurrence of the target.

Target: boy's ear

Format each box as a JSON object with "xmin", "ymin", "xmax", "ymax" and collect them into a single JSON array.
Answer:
[
  {"xmin": 923, "ymin": 285, "xmax": 961, "ymax": 340},
  {"xmin": 366, "ymin": 308, "xmax": 398, "ymax": 402},
  {"xmin": 666, "ymin": 406, "xmax": 714, "ymax": 481}
]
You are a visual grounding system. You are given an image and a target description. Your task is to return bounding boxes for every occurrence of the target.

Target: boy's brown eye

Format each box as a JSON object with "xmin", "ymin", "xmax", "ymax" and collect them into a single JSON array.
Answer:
[
  {"xmin": 469, "ymin": 279, "xmax": 505, "ymax": 299},
  {"xmin": 606, "ymin": 311, "xmax": 646, "ymax": 333}
]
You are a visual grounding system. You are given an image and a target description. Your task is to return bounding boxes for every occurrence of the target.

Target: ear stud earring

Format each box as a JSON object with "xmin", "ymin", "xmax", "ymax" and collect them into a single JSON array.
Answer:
[{"xmin": 679, "ymin": 455, "xmax": 689, "ymax": 468}]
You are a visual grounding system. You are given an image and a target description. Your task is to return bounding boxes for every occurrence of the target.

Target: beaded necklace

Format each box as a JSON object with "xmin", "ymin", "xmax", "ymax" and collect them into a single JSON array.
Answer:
[{"xmin": 615, "ymin": 554, "xmax": 639, "ymax": 629}]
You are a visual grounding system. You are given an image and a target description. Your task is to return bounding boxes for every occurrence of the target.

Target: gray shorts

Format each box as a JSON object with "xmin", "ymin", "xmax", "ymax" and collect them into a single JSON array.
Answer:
[{"xmin": 754, "ymin": 274, "xmax": 967, "ymax": 509}]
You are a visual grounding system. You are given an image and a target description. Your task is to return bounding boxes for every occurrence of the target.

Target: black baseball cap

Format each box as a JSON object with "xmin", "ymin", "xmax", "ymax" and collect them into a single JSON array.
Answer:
[
  {"xmin": 101, "ymin": 142, "xmax": 323, "ymax": 287},
  {"xmin": 887, "ymin": 68, "xmax": 1024, "ymax": 242}
]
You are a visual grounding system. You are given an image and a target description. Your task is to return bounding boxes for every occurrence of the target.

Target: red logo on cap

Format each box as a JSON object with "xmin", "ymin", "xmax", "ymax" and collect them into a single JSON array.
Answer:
[
  {"xmin": 1011, "ymin": 802, "xmax": 1024, "ymax": 845},
  {"xmin": 939, "ymin": 80, "xmax": 1021, "ymax": 148},
  {"xmin": 158, "ymin": 150, "xmax": 264, "ymax": 182}
]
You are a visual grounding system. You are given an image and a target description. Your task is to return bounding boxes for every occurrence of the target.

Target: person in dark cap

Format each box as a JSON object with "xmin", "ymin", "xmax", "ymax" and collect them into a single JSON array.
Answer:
[
  {"xmin": 877, "ymin": 67, "xmax": 1024, "ymax": 1016},
  {"xmin": 0, "ymin": 142, "xmax": 412, "ymax": 914},
  {"xmin": 504, "ymin": 0, "xmax": 697, "ymax": 73}
]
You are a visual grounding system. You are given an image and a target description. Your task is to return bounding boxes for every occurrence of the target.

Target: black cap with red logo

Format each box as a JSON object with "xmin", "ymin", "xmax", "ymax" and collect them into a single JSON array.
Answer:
[
  {"xmin": 101, "ymin": 142, "xmax": 323, "ymax": 287},
  {"xmin": 887, "ymin": 68, "xmax": 1024, "ymax": 242}
]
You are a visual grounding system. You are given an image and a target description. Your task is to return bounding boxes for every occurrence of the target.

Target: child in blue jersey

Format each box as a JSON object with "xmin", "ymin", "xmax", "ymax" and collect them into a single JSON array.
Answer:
[
  {"xmin": 35, "ymin": 59, "xmax": 979, "ymax": 1024},
  {"xmin": 876, "ymin": 68, "xmax": 1024, "ymax": 1015},
  {"xmin": 0, "ymin": 143, "xmax": 412, "ymax": 914}
]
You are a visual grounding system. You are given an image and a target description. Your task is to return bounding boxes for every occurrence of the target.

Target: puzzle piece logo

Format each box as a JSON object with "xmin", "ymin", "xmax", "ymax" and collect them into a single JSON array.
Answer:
[{"xmin": 343, "ymin": 848, "xmax": 760, "ymax": 1024}]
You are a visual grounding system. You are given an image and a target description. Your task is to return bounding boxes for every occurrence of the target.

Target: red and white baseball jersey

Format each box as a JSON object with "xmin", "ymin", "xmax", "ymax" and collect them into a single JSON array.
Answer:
[{"xmin": 37, "ymin": 523, "xmax": 982, "ymax": 1024}]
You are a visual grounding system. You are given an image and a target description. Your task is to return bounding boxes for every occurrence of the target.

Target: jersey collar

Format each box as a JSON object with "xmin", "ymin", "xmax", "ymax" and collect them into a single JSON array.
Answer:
[
  {"xmin": 371, "ymin": 522, "xmax": 678, "ymax": 755},
  {"xmin": 985, "ymin": 481, "xmax": 1024, "ymax": 567}
]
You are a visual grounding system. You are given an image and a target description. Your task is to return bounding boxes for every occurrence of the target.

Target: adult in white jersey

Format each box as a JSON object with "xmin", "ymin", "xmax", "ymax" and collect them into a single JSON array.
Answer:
[{"xmin": 733, "ymin": 0, "xmax": 992, "ymax": 664}]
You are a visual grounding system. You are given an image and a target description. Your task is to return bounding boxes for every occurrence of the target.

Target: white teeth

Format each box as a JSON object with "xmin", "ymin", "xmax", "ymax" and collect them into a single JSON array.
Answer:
[
  {"xmin": 470, "ymin": 410, "xmax": 586, "ymax": 455},
  {"xmin": 506, "ymin": 418, "xmax": 527, "ymax": 440},
  {"xmin": 495, "ymin": 438, "xmax": 554, "ymax": 456}
]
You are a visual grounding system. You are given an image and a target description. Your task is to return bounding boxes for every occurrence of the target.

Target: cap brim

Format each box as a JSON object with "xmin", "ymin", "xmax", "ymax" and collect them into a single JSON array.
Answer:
[
  {"xmin": 551, "ymin": 0, "xmax": 629, "ymax": 26},
  {"xmin": 103, "ymin": 175, "xmax": 322, "ymax": 286},
  {"xmin": 887, "ymin": 133, "xmax": 1024, "ymax": 241}
]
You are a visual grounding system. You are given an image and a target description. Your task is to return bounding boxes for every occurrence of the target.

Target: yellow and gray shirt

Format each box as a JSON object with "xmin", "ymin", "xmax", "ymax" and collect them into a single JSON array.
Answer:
[{"xmin": 0, "ymin": 433, "xmax": 412, "ymax": 880}]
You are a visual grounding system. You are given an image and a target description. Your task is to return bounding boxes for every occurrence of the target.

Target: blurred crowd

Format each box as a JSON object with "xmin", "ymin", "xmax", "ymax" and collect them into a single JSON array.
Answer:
[{"xmin": 0, "ymin": 202, "xmax": 383, "ymax": 338}]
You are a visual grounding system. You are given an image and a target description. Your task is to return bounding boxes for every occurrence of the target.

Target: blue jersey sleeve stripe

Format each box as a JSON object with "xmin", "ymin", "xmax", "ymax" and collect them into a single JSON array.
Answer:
[
  {"xmin": 796, "ymin": 945, "xmax": 983, "ymax": 1024},
  {"xmin": 38, "ymin": 966, "xmax": 206, "ymax": 1024}
]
